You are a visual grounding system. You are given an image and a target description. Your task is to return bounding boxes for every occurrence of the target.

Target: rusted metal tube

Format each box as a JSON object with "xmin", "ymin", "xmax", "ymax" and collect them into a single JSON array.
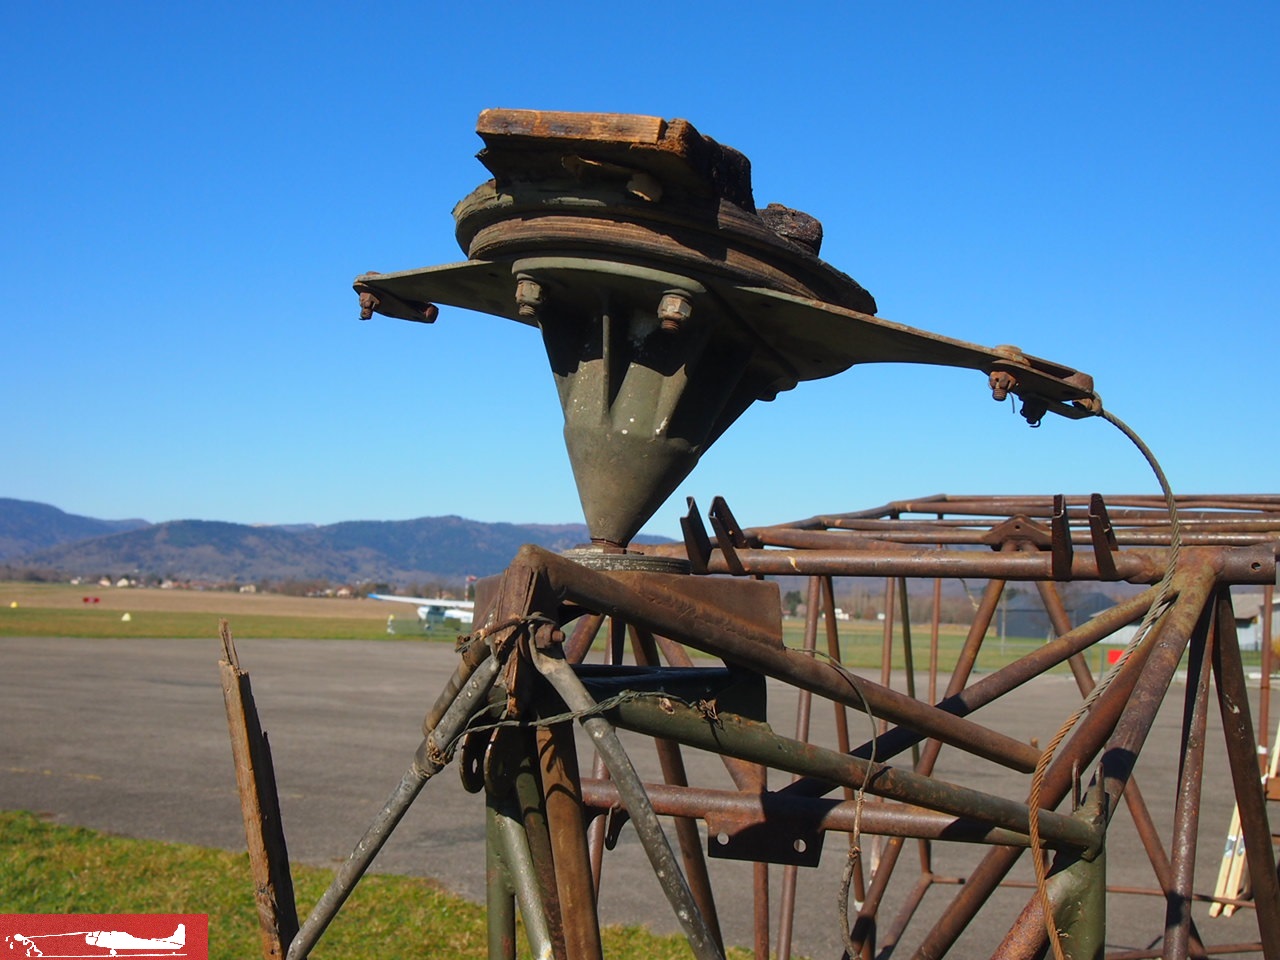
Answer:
[
  {"xmin": 746, "ymin": 523, "xmax": 1280, "ymax": 548},
  {"xmin": 489, "ymin": 793, "xmax": 556, "ymax": 960},
  {"xmin": 630, "ymin": 627, "xmax": 725, "ymax": 953},
  {"xmin": 1210, "ymin": 590, "xmax": 1280, "ymax": 955},
  {"xmin": 776, "ymin": 577, "xmax": 823, "ymax": 960},
  {"xmin": 531, "ymin": 645, "xmax": 725, "ymax": 960},
  {"xmin": 877, "ymin": 875, "xmax": 934, "ymax": 957},
  {"xmin": 537, "ymin": 724, "xmax": 601, "ymax": 960},
  {"xmin": 1036, "ymin": 575, "xmax": 1209, "ymax": 957},
  {"xmin": 529, "ymin": 546, "xmax": 1043, "ymax": 773},
  {"xmin": 649, "ymin": 632, "xmax": 765, "ymax": 793},
  {"xmin": 836, "ymin": 568, "xmax": 1012, "ymax": 955},
  {"xmin": 976, "ymin": 570, "xmax": 1211, "ymax": 957},
  {"xmin": 783, "ymin": 581, "xmax": 1157, "ymax": 809},
  {"xmin": 693, "ymin": 543, "xmax": 1274, "ymax": 584},
  {"xmin": 286, "ymin": 652, "xmax": 502, "ymax": 960},
  {"xmin": 577, "ymin": 779, "xmax": 1039, "ymax": 847},
  {"xmin": 603, "ymin": 691, "xmax": 1098, "ymax": 852},
  {"xmin": 1162, "ymin": 609, "xmax": 1216, "ymax": 960},
  {"xmin": 913, "ymin": 563, "xmax": 1215, "ymax": 958}
]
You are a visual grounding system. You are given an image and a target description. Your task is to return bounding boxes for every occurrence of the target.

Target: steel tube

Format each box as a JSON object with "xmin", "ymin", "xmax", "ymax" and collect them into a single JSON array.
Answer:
[
  {"xmin": 813, "ymin": 584, "xmax": 1163, "ymax": 782},
  {"xmin": 912, "ymin": 564, "xmax": 1215, "ymax": 959},
  {"xmin": 532, "ymin": 646, "xmax": 725, "ymax": 960},
  {"xmin": 577, "ymin": 779, "xmax": 1038, "ymax": 846},
  {"xmin": 831, "ymin": 566, "xmax": 1012, "ymax": 955},
  {"xmin": 286, "ymin": 652, "xmax": 502, "ymax": 959},
  {"xmin": 985, "ymin": 562, "xmax": 1217, "ymax": 960},
  {"xmin": 1162, "ymin": 607, "xmax": 1215, "ymax": 960},
  {"xmin": 1036, "ymin": 575, "xmax": 1209, "ymax": 956},
  {"xmin": 604, "ymin": 691, "xmax": 1098, "ymax": 852},
  {"xmin": 1211, "ymin": 589, "xmax": 1280, "ymax": 955},
  {"xmin": 485, "ymin": 805, "xmax": 517, "ymax": 960},
  {"xmin": 630, "ymin": 627, "xmax": 725, "ymax": 954},
  {"xmin": 776, "ymin": 577, "xmax": 823, "ymax": 960},
  {"xmin": 537, "ymin": 724, "xmax": 602, "ymax": 960},
  {"xmin": 490, "ymin": 794, "xmax": 556, "ymax": 960},
  {"xmin": 693, "ymin": 544, "xmax": 1274, "ymax": 584},
  {"xmin": 529, "ymin": 546, "xmax": 1043, "ymax": 772}
]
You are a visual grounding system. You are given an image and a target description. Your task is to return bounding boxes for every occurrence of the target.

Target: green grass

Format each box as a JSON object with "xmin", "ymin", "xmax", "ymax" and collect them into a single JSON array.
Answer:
[
  {"xmin": 778, "ymin": 618, "xmax": 1265, "ymax": 676},
  {"xmin": 0, "ymin": 811, "xmax": 753, "ymax": 960},
  {"xmin": 779, "ymin": 618, "xmax": 1072, "ymax": 676},
  {"xmin": 1, "ymin": 603, "xmax": 1198, "ymax": 678},
  {"xmin": 0, "ymin": 608, "xmax": 441, "ymax": 641}
]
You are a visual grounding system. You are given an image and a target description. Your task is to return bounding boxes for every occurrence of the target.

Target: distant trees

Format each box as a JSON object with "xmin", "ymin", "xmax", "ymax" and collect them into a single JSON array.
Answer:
[{"xmin": 272, "ymin": 578, "xmax": 338, "ymax": 597}]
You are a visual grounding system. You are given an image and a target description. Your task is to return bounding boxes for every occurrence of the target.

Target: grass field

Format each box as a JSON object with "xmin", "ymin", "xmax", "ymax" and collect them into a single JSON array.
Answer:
[
  {"xmin": 0, "ymin": 811, "xmax": 752, "ymax": 960},
  {"xmin": 0, "ymin": 579, "xmax": 1154, "ymax": 676},
  {"xmin": 0, "ymin": 581, "xmax": 443, "ymax": 640}
]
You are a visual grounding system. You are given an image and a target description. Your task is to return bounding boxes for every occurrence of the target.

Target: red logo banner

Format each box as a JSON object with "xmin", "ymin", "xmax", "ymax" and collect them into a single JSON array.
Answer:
[{"xmin": 1, "ymin": 914, "xmax": 208, "ymax": 959}]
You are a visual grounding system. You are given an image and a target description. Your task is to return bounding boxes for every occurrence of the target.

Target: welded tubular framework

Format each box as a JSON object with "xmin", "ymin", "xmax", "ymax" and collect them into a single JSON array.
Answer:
[
  {"xmin": 625, "ymin": 493, "xmax": 1280, "ymax": 960},
  {"xmin": 274, "ymin": 112, "xmax": 1280, "ymax": 959},
  {"xmin": 527, "ymin": 495, "xmax": 1280, "ymax": 960},
  {"xmin": 278, "ymin": 494, "xmax": 1280, "ymax": 959}
]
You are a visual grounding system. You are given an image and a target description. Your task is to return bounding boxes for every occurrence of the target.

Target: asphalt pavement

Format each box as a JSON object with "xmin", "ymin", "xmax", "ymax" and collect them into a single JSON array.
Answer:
[{"xmin": 0, "ymin": 635, "xmax": 1271, "ymax": 958}]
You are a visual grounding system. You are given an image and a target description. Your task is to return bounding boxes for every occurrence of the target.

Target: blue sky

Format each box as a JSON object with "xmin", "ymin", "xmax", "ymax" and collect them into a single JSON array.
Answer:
[{"xmin": 3, "ymin": 3, "xmax": 1276, "ymax": 538}]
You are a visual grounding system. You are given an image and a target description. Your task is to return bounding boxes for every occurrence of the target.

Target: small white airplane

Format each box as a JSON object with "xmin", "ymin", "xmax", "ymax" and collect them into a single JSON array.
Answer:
[
  {"xmin": 85, "ymin": 922, "xmax": 186, "ymax": 953},
  {"xmin": 370, "ymin": 593, "xmax": 475, "ymax": 630}
]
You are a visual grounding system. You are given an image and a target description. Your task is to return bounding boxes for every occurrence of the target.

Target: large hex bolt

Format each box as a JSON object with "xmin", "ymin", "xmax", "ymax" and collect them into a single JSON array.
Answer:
[
  {"xmin": 515, "ymin": 276, "xmax": 544, "ymax": 319},
  {"xmin": 658, "ymin": 290, "xmax": 694, "ymax": 333},
  {"xmin": 989, "ymin": 370, "xmax": 1018, "ymax": 402}
]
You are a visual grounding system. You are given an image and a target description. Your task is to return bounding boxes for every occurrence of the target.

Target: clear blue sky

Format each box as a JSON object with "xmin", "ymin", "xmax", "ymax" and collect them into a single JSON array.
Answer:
[{"xmin": 4, "ymin": 3, "xmax": 1276, "ymax": 538}]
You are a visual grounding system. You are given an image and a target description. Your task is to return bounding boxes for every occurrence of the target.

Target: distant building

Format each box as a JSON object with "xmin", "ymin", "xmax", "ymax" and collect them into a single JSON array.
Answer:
[
  {"xmin": 1001, "ymin": 590, "xmax": 1120, "ymax": 640},
  {"xmin": 1229, "ymin": 592, "xmax": 1278, "ymax": 652}
]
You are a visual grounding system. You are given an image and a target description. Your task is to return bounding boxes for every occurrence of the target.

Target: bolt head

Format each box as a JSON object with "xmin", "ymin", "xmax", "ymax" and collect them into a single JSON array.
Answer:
[
  {"xmin": 658, "ymin": 291, "xmax": 693, "ymax": 331},
  {"xmin": 515, "ymin": 278, "xmax": 544, "ymax": 319}
]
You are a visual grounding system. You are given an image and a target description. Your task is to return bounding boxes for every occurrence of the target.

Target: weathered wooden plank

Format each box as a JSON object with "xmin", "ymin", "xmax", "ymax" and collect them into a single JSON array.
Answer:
[
  {"xmin": 477, "ymin": 108, "xmax": 666, "ymax": 144},
  {"xmin": 219, "ymin": 621, "xmax": 299, "ymax": 960}
]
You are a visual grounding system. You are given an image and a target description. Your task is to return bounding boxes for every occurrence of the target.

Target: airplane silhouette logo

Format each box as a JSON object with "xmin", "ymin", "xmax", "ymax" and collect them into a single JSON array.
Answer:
[{"xmin": 2, "ymin": 915, "xmax": 205, "ymax": 959}]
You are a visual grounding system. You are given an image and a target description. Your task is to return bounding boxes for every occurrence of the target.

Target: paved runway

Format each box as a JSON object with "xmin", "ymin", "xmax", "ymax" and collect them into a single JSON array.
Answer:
[{"xmin": 0, "ymin": 635, "xmax": 1270, "ymax": 958}]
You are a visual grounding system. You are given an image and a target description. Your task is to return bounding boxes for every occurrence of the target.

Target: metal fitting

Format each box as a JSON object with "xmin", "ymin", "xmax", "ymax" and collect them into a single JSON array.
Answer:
[
  {"xmin": 658, "ymin": 290, "xmax": 693, "ymax": 332},
  {"xmin": 989, "ymin": 371, "xmax": 1017, "ymax": 402},
  {"xmin": 357, "ymin": 290, "xmax": 379, "ymax": 321},
  {"xmin": 514, "ymin": 276, "xmax": 544, "ymax": 319}
]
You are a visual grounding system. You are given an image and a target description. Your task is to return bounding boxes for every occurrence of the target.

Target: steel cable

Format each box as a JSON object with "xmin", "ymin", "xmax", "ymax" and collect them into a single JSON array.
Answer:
[{"xmin": 1029, "ymin": 406, "xmax": 1183, "ymax": 960}]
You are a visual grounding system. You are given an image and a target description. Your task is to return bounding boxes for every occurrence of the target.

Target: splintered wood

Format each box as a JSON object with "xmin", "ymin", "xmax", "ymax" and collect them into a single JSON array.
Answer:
[{"xmin": 220, "ymin": 620, "xmax": 300, "ymax": 960}]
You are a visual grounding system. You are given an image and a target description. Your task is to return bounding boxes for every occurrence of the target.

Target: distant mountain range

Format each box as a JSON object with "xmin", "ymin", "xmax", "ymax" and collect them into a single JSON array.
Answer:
[{"xmin": 0, "ymin": 498, "xmax": 671, "ymax": 585}]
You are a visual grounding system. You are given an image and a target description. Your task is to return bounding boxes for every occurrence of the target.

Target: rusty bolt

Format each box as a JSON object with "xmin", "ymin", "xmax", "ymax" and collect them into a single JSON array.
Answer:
[
  {"xmin": 358, "ymin": 290, "xmax": 380, "ymax": 321},
  {"xmin": 514, "ymin": 277, "xmax": 544, "ymax": 319},
  {"xmin": 658, "ymin": 290, "xmax": 693, "ymax": 332},
  {"xmin": 989, "ymin": 370, "xmax": 1017, "ymax": 402}
]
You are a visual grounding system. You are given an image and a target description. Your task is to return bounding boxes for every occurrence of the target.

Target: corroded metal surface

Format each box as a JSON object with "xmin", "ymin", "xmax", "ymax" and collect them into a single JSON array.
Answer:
[
  {"xmin": 246, "ymin": 112, "xmax": 1280, "ymax": 960},
  {"xmin": 355, "ymin": 110, "xmax": 1097, "ymax": 547}
]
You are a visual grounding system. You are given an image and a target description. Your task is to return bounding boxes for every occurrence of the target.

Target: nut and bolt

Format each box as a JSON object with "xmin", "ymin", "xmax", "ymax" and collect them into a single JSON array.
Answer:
[
  {"xmin": 658, "ymin": 290, "xmax": 693, "ymax": 332},
  {"xmin": 989, "ymin": 371, "xmax": 1017, "ymax": 402},
  {"xmin": 514, "ymin": 277, "xmax": 544, "ymax": 319},
  {"xmin": 358, "ymin": 291, "xmax": 378, "ymax": 320}
]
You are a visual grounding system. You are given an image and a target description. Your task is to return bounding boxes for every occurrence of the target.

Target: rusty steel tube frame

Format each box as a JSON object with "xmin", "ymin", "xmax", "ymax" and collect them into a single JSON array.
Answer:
[
  {"xmin": 688, "ymin": 544, "xmax": 1274, "ymax": 584},
  {"xmin": 1035, "ymin": 572, "xmax": 1212, "ymax": 957},
  {"xmin": 276, "ymin": 495, "xmax": 1280, "ymax": 960},
  {"xmin": 499, "ymin": 530, "xmax": 1274, "ymax": 959},
  {"xmin": 531, "ymin": 643, "xmax": 726, "ymax": 960},
  {"xmin": 910, "ymin": 553, "xmax": 1222, "ymax": 959},
  {"xmin": 527, "ymin": 548, "xmax": 1044, "ymax": 773},
  {"xmin": 576, "ymin": 779, "xmax": 1044, "ymax": 848}
]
